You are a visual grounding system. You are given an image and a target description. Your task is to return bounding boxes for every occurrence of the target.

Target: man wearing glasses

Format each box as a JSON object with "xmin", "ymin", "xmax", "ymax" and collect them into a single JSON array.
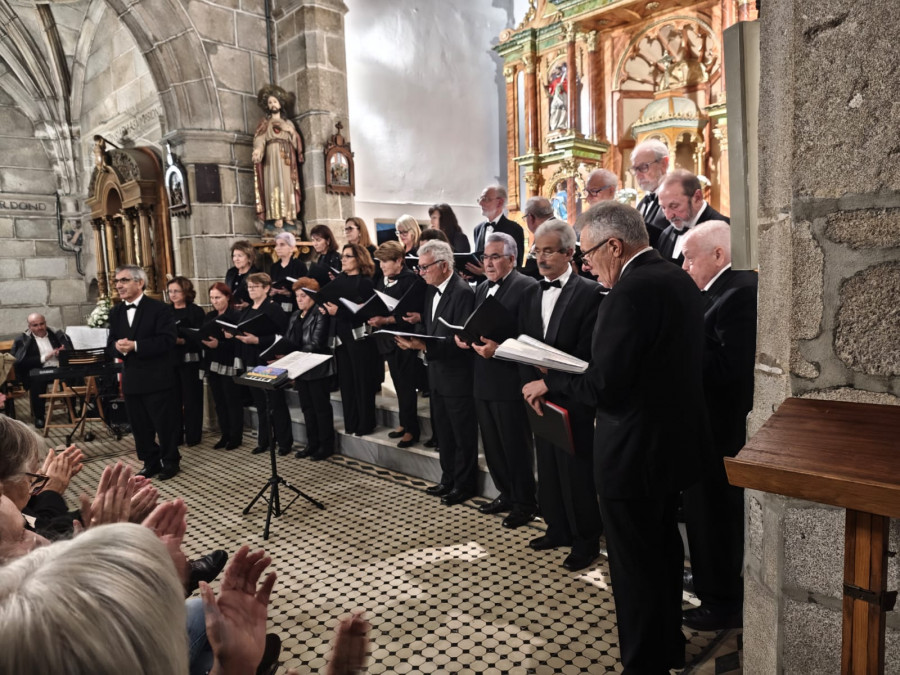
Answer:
[
  {"xmin": 630, "ymin": 139, "xmax": 670, "ymax": 247},
  {"xmin": 536, "ymin": 202, "xmax": 713, "ymax": 672},
  {"xmin": 107, "ymin": 265, "xmax": 181, "ymax": 480},
  {"xmin": 466, "ymin": 184, "xmax": 525, "ymax": 278},
  {"xmin": 583, "ymin": 168, "xmax": 619, "ymax": 207}
]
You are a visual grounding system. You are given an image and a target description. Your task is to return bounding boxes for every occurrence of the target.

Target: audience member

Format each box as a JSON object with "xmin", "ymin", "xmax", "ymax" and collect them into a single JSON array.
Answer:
[
  {"xmin": 225, "ymin": 240, "xmax": 259, "ymax": 310},
  {"xmin": 201, "ymin": 283, "xmax": 244, "ymax": 450},
  {"xmin": 11, "ymin": 313, "xmax": 73, "ymax": 429},
  {"xmin": 168, "ymin": 276, "xmax": 206, "ymax": 447},
  {"xmin": 656, "ymin": 169, "xmax": 729, "ymax": 266},
  {"xmin": 428, "ymin": 203, "xmax": 470, "ymax": 252}
]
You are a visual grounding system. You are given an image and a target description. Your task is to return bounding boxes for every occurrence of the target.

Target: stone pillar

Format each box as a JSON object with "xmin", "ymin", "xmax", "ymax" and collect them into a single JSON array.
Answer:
[
  {"xmin": 745, "ymin": 0, "xmax": 900, "ymax": 671},
  {"xmin": 273, "ymin": 0, "xmax": 352, "ymax": 237}
]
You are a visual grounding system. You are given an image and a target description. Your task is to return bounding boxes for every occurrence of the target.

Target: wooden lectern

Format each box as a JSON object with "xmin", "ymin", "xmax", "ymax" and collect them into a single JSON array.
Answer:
[{"xmin": 725, "ymin": 397, "xmax": 900, "ymax": 674}]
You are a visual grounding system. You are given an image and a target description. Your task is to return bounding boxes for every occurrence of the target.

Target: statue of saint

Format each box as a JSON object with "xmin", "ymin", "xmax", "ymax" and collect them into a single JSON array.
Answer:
[
  {"xmin": 547, "ymin": 63, "xmax": 568, "ymax": 132},
  {"xmin": 252, "ymin": 85, "xmax": 304, "ymax": 232}
]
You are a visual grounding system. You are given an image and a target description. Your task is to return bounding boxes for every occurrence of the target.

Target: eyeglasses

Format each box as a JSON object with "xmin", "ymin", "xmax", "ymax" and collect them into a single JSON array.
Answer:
[
  {"xmin": 629, "ymin": 158, "xmax": 662, "ymax": 175},
  {"xmin": 532, "ymin": 248, "xmax": 566, "ymax": 259},
  {"xmin": 416, "ymin": 260, "xmax": 444, "ymax": 273},
  {"xmin": 26, "ymin": 472, "xmax": 49, "ymax": 496},
  {"xmin": 478, "ymin": 253, "xmax": 508, "ymax": 263},
  {"xmin": 585, "ymin": 187, "xmax": 613, "ymax": 196},
  {"xmin": 581, "ymin": 238, "xmax": 612, "ymax": 258},
  {"xmin": 114, "ymin": 277, "xmax": 134, "ymax": 283},
  {"xmin": 341, "ymin": 253, "xmax": 356, "ymax": 259},
  {"xmin": 476, "ymin": 194, "xmax": 500, "ymax": 204}
]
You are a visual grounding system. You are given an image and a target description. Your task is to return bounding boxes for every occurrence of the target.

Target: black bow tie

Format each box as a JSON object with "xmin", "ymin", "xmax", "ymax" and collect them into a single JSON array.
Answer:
[
  {"xmin": 673, "ymin": 227, "xmax": 690, "ymax": 237},
  {"xmin": 434, "ymin": 288, "xmax": 442, "ymax": 296},
  {"xmin": 125, "ymin": 303, "xmax": 137, "ymax": 310},
  {"xmin": 540, "ymin": 279, "xmax": 562, "ymax": 291},
  {"xmin": 487, "ymin": 277, "xmax": 504, "ymax": 289}
]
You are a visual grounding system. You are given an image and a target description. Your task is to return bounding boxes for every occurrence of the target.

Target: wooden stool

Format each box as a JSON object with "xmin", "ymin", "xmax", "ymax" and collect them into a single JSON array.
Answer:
[
  {"xmin": 69, "ymin": 376, "xmax": 107, "ymax": 439},
  {"xmin": 39, "ymin": 379, "xmax": 77, "ymax": 437}
]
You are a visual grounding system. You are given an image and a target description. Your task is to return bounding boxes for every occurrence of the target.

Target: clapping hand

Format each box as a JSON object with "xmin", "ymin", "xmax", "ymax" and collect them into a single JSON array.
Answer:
[
  {"xmin": 326, "ymin": 612, "xmax": 370, "ymax": 675},
  {"xmin": 75, "ymin": 461, "xmax": 135, "ymax": 531}
]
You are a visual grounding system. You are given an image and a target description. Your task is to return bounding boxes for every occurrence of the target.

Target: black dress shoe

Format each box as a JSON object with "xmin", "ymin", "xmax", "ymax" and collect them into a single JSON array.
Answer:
[
  {"xmin": 225, "ymin": 439, "xmax": 241, "ymax": 450},
  {"xmin": 137, "ymin": 464, "xmax": 161, "ymax": 479},
  {"xmin": 562, "ymin": 550, "xmax": 599, "ymax": 572},
  {"xmin": 528, "ymin": 535, "xmax": 568, "ymax": 551},
  {"xmin": 278, "ymin": 446, "xmax": 292, "ymax": 456},
  {"xmin": 478, "ymin": 497, "xmax": 511, "ymax": 514},
  {"xmin": 158, "ymin": 464, "xmax": 181, "ymax": 480},
  {"xmin": 309, "ymin": 449, "xmax": 334, "ymax": 461},
  {"xmin": 423, "ymin": 437, "xmax": 438, "ymax": 448},
  {"xmin": 251, "ymin": 446, "xmax": 267, "ymax": 455},
  {"xmin": 441, "ymin": 489, "xmax": 473, "ymax": 506},
  {"xmin": 396, "ymin": 432, "xmax": 420, "ymax": 449},
  {"xmin": 502, "ymin": 510, "xmax": 536, "ymax": 528},
  {"xmin": 683, "ymin": 568, "xmax": 695, "ymax": 594},
  {"xmin": 33, "ymin": 417, "xmax": 45, "ymax": 430},
  {"xmin": 256, "ymin": 632, "xmax": 282, "ymax": 675},
  {"xmin": 295, "ymin": 447, "xmax": 313, "ymax": 458},
  {"xmin": 186, "ymin": 549, "xmax": 228, "ymax": 594},
  {"xmin": 388, "ymin": 428, "xmax": 406, "ymax": 439},
  {"xmin": 213, "ymin": 437, "xmax": 228, "ymax": 449},
  {"xmin": 682, "ymin": 605, "xmax": 742, "ymax": 631},
  {"xmin": 425, "ymin": 482, "xmax": 452, "ymax": 496}
]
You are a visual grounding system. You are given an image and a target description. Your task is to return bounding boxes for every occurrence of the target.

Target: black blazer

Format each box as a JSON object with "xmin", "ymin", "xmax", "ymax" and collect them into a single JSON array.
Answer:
[
  {"xmin": 270, "ymin": 257, "xmax": 309, "ymax": 313},
  {"xmin": 545, "ymin": 250, "xmax": 715, "ymax": 499},
  {"xmin": 423, "ymin": 273, "xmax": 475, "ymax": 397},
  {"xmin": 236, "ymin": 300, "xmax": 289, "ymax": 369},
  {"xmin": 702, "ymin": 268, "xmax": 758, "ymax": 457},
  {"xmin": 12, "ymin": 328, "xmax": 73, "ymax": 388},
  {"xmin": 225, "ymin": 265, "xmax": 260, "ymax": 307},
  {"xmin": 373, "ymin": 268, "xmax": 426, "ymax": 356},
  {"xmin": 473, "ymin": 214, "xmax": 526, "ymax": 267},
  {"xmin": 201, "ymin": 308, "xmax": 241, "ymax": 373},
  {"xmin": 656, "ymin": 204, "xmax": 730, "ymax": 266},
  {"xmin": 172, "ymin": 303, "xmax": 206, "ymax": 363},
  {"xmin": 285, "ymin": 309, "xmax": 335, "ymax": 380},
  {"xmin": 449, "ymin": 231, "xmax": 471, "ymax": 253},
  {"xmin": 106, "ymin": 296, "xmax": 178, "ymax": 395},
  {"xmin": 635, "ymin": 192, "xmax": 667, "ymax": 248},
  {"xmin": 472, "ymin": 270, "xmax": 537, "ymax": 401},
  {"xmin": 519, "ymin": 273, "xmax": 602, "ymax": 455},
  {"xmin": 331, "ymin": 274, "xmax": 375, "ymax": 343}
]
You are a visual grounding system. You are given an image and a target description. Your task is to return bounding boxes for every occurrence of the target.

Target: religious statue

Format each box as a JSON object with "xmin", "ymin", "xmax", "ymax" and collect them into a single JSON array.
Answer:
[
  {"xmin": 547, "ymin": 63, "xmax": 568, "ymax": 132},
  {"xmin": 93, "ymin": 135, "xmax": 110, "ymax": 173},
  {"xmin": 252, "ymin": 85, "xmax": 304, "ymax": 233}
]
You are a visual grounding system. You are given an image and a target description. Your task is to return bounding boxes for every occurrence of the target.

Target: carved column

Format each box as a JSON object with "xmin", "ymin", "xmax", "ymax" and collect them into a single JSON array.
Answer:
[
  {"xmin": 122, "ymin": 209, "xmax": 136, "ymax": 264},
  {"xmin": 137, "ymin": 206, "xmax": 156, "ymax": 294},
  {"xmin": 584, "ymin": 31, "xmax": 600, "ymax": 140},
  {"xmin": 505, "ymin": 64, "xmax": 520, "ymax": 211},
  {"xmin": 103, "ymin": 216, "xmax": 118, "ymax": 296},
  {"xmin": 565, "ymin": 22, "xmax": 578, "ymax": 134},
  {"xmin": 713, "ymin": 125, "xmax": 730, "ymax": 215},
  {"xmin": 93, "ymin": 219, "xmax": 109, "ymax": 299},
  {"xmin": 523, "ymin": 51, "xmax": 539, "ymax": 153}
]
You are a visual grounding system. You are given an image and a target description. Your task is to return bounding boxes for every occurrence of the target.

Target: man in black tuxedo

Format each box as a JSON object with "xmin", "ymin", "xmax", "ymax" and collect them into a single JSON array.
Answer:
[
  {"xmin": 521, "ymin": 196, "xmax": 553, "ymax": 280},
  {"xmin": 630, "ymin": 140, "xmax": 670, "ymax": 247},
  {"xmin": 536, "ymin": 202, "xmax": 714, "ymax": 672},
  {"xmin": 11, "ymin": 314, "xmax": 73, "ymax": 428},
  {"xmin": 656, "ymin": 169, "xmax": 730, "ymax": 267},
  {"xmin": 517, "ymin": 220, "xmax": 604, "ymax": 572},
  {"xmin": 454, "ymin": 232, "xmax": 539, "ymax": 528},
  {"xmin": 106, "ymin": 265, "xmax": 181, "ymax": 479},
  {"xmin": 465, "ymin": 184, "xmax": 526, "ymax": 278},
  {"xmin": 583, "ymin": 168, "xmax": 618, "ymax": 207},
  {"xmin": 680, "ymin": 221, "xmax": 757, "ymax": 631},
  {"xmin": 397, "ymin": 240, "xmax": 478, "ymax": 506}
]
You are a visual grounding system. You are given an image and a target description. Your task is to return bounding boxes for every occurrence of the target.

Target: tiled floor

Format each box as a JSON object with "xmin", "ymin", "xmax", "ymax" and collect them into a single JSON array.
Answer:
[{"xmin": 36, "ymin": 412, "xmax": 742, "ymax": 674}]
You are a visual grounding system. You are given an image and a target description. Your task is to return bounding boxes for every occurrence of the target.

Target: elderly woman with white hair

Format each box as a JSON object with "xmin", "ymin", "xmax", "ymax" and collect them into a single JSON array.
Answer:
[
  {"xmin": 394, "ymin": 214, "xmax": 421, "ymax": 261},
  {"xmin": 268, "ymin": 230, "xmax": 309, "ymax": 314}
]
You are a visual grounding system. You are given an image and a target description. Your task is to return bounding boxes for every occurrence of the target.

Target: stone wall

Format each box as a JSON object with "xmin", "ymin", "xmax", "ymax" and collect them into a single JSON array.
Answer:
[{"xmin": 746, "ymin": 0, "xmax": 900, "ymax": 670}]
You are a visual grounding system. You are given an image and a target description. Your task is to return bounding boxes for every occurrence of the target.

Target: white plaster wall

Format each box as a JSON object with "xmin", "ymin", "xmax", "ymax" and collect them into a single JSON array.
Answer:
[{"xmin": 344, "ymin": 0, "xmax": 529, "ymax": 239}]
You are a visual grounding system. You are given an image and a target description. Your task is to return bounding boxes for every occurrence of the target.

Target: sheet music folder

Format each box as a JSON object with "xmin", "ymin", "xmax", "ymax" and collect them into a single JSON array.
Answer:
[{"xmin": 526, "ymin": 400, "xmax": 575, "ymax": 455}]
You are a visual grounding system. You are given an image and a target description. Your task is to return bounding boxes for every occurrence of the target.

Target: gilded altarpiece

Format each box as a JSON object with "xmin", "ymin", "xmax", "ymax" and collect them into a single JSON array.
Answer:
[{"xmin": 496, "ymin": 0, "xmax": 757, "ymax": 227}]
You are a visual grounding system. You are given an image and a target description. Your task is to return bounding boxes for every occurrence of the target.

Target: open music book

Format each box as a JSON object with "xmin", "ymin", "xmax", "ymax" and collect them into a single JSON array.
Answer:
[
  {"xmin": 493, "ymin": 334, "xmax": 589, "ymax": 373},
  {"xmin": 267, "ymin": 351, "xmax": 333, "ymax": 379}
]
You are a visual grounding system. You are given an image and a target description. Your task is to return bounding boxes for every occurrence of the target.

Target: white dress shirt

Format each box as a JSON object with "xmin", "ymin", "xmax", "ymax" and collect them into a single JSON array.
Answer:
[{"xmin": 540, "ymin": 265, "xmax": 573, "ymax": 338}]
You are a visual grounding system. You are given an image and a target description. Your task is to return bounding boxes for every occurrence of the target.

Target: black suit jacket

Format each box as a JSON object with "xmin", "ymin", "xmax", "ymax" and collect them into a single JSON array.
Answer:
[
  {"xmin": 702, "ymin": 268, "xmax": 758, "ymax": 457},
  {"xmin": 106, "ymin": 296, "xmax": 177, "ymax": 396},
  {"xmin": 656, "ymin": 204, "xmax": 730, "ymax": 266},
  {"xmin": 519, "ymin": 273, "xmax": 603, "ymax": 455},
  {"xmin": 545, "ymin": 250, "xmax": 714, "ymax": 499},
  {"xmin": 12, "ymin": 328, "xmax": 73, "ymax": 388},
  {"xmin": 635, "ymin": 193, "xmax": 667, "ymax": 248},
  {"xmin": 423, "ymin": 273, "xmax": 475, "ymax": 397},
  {"xmin": 473, "ymin": 270, "xmax": 538, "ymax": 401},
  {"xmin": 473, "ymin": 215, "xmax": 526, "ymax": 267}
]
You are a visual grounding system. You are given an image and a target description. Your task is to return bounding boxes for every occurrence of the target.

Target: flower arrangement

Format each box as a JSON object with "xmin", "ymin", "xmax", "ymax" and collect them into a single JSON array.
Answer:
[
  {"xmin": 615, "ymin": 188, "xmax": 639, "ymax": 207},
  {"xmin": 86, "ymin": 297, "xmax": 112, "ymax": 328}
]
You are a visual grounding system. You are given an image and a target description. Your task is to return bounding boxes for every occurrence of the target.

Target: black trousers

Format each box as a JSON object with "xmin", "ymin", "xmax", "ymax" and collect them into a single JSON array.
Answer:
[
  {"xmin": 683, "ymin": 466, "xmax": 744, "ymax": 610},
  {"xmin": 534, "ymin": 438, "xmax": 601, "ymax": 555},
  {"xmin": 335, "ymin": 341, "xmax": 376, "ymax": 435},
  {"xmin": 124, "ymin": 387, "xmax": 181, "ymax": 469},
  {"xmin": 207, "ymin": 372, "xmax": 244, "ymax": 443},
  {"xmin": 430, "ymin": 391, "xmax": 478, "ymax": 494},
  {"xmin": 173, "ymin": 362, "xmax": 203, "ymax": 445},
  {"xmin": 475, "ymin": 398, "xmax": 536, "ymax": 512},
  {"xmin": 387, "ymin": 349, "xmax": 419, "ymax": 435},
  {"xmin": 295, "ymin": 377, "xmax": 335, "ymax": 453},
  {"xmin": 248, "ymin": 385, "xmax": 292, "ymax": 450},
  {"xmin": 599, "ymin": 493, "xmax": 685, "ymax": 674}
]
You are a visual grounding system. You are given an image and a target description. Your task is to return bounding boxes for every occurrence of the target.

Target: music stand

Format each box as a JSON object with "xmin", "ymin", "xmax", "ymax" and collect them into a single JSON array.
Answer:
[{"xmin": 236, "ymin": 375, "xmax": 325, "ymax": 540}]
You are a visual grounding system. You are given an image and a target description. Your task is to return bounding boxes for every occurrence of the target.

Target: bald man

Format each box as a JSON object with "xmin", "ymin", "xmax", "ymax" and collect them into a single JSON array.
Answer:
[
  {"xmin": 11, "ymin": 314, "xmax": 73, "ymax": 429},
  {"xmin": 680, "ymin": 221, "xmax": 757, "ymax": 631}
]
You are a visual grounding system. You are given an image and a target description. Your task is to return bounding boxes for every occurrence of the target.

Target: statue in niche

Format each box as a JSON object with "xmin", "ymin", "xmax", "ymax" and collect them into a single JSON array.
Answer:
[
  {"xmin": 550, "ymin": 180, "xmax": 568, "ymax": 221},
  {"xmin": 252, "ymin": 84, "xmax": 305, "ymax": 235},
  {"xmin": 547, "ymin": 63, "xmax": 568, "ymax": 131}
]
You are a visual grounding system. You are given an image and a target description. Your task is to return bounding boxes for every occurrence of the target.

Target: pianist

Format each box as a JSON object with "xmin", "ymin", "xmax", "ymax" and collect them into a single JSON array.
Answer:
[{"xmin": 11, "ymin": 314, "xmax": 73, "ymax": 430}]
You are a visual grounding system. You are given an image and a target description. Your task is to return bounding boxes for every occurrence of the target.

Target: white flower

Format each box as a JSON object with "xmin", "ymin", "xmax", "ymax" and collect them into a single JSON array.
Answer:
[{"xmin": 87, "ymin": 298, "xmax": 112, "ymax": 328}]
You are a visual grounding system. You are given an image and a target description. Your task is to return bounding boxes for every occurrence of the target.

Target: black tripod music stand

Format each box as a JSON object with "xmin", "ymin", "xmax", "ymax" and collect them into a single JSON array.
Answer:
[{"xmin": 237, "ymin": 376, "xmax": 324, "ymax": 539}]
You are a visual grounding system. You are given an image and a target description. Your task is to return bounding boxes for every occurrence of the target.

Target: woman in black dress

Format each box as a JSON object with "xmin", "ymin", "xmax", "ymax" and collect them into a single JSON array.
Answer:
[
  {"xmin": 345, "ymin": 216, "xmax": 381, "ymax": 283},
  {"xmin": 229, "ymin": 272, "xmax": 291, "ymax": 455},
  {"xmin": 394, "ymin": 214, "xmax": 421, "ymax": 261},
  {"xmin": 200, "ymin": 282, "xmax": 244, "ymax": 450},
  {"xmin": 224, "ymin": 240, "xmax": 259, "ymax": 310},
  {"xmin": 429, "ymin": 203, "xmax": 470, "ymax": 252},
  {"xmin": 369, "ymin": 241, "xmax": 427, "ymax": 448},
  {"xmin": 167, "ymin": 276, "xmax": 206, "ymax": 446},
  {"xmin": 268, "ymin": 231, "xmax": 308, "ymax": 314},
  {"xmin": 307, "ymin": 224, "xmax": 342, "ymax": 287},
  {"xmin": 322, "ymin": 244, "xmax": 378, "ymax": 436}
]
